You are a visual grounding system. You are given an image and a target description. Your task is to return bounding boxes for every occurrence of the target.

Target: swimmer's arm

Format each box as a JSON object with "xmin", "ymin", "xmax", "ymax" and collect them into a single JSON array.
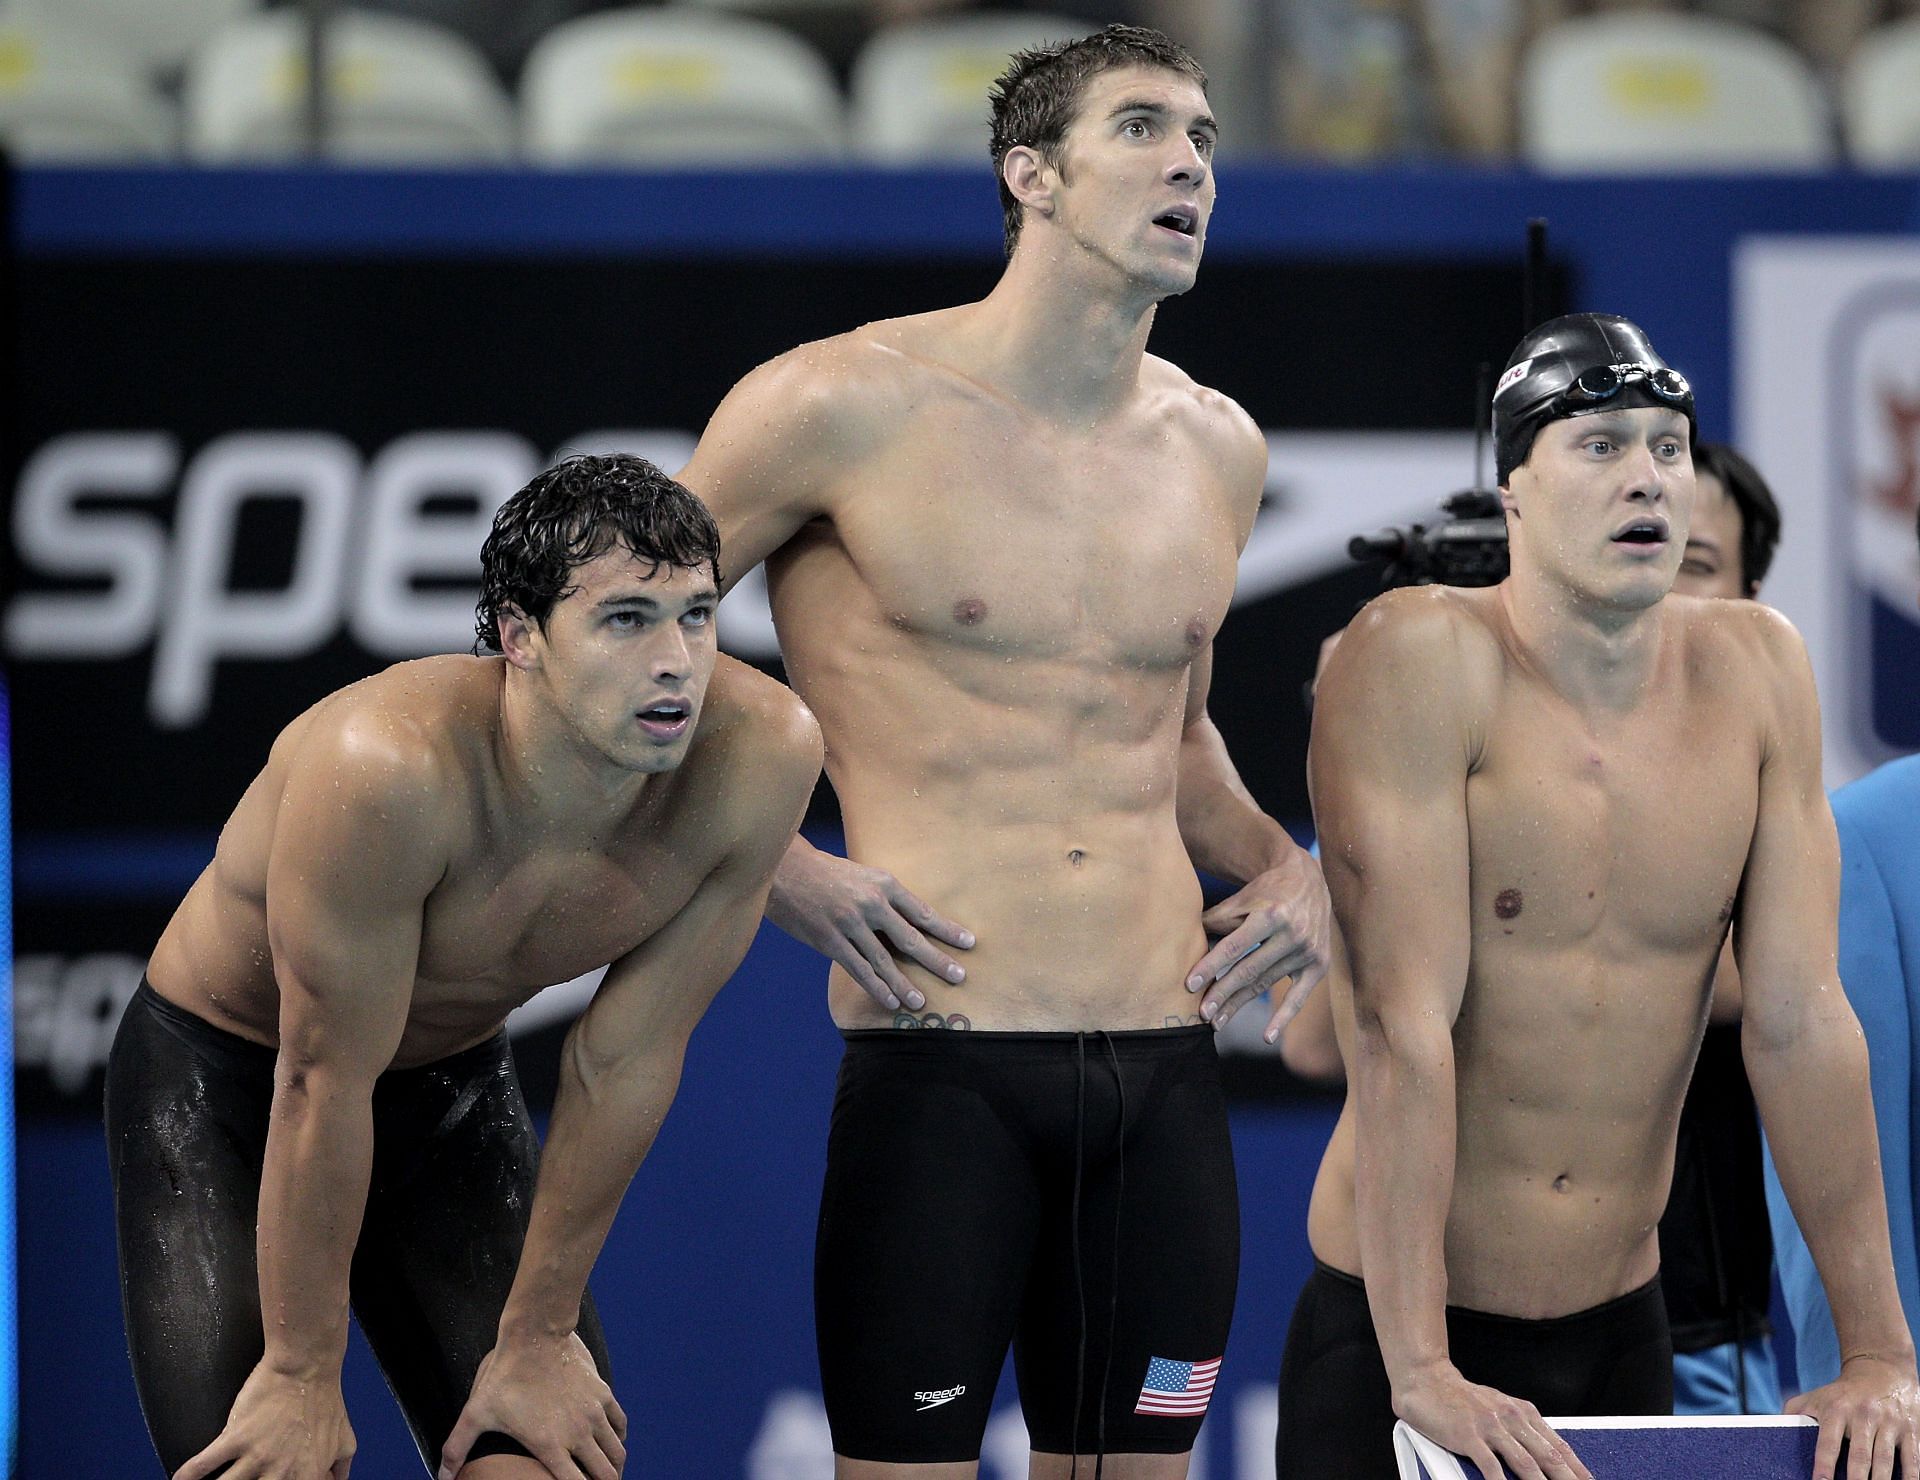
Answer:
[
  {"xmin": 1705, "ymin": 939, "xmax": 1742, "ymax": 1025},
  {"xmin": 177, "ymin": 721, "xmax": 443, "ymax": 1480},
  {"xmin": 1179, "ymin": 642, "xmax": 1332, "ymax": 1039},
  {"xmin": 257, "ymin": 723, "xmax": 437, "ymax": 1377},
  {"xmin": 497, "ymin": 719, "xmax": 818, "ymax": 1337},
  {"xmin": 1177, "ymin": 644, "xmax": 1299, "ymax": 882},
  {"xmin": 443, "ymin": 711, "xmax": 822, "ymax": 1475},
  {"xmin": 1277, "ymin": 922, "xmax": 1350, "ymax": 1086},
  {"xmin": 687, "ymin": 347, "xmax": 975, "ymax": 1006},
  {"xmin": 1309, "ymin": 600, "xmax": 1472, "ymax": 1398},
  {"xmin": 1308, "ymin": 597, "xmax": 1581, "ymax": 1480},
  {"xmin": 679, "ymin": 347, "xmax": 848, "ymax": 592},
  {"xmin": 1738, "ymin": 620, "xmax": 1917, "ymax": 1388}
]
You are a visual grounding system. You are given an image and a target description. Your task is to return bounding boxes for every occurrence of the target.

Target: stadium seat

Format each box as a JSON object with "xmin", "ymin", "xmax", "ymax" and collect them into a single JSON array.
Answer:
[
  {"xmin": 849, "ymin": 12, "xmax": 1088, "ymax": 162},
  {"xmin": 1843, "ymin": 16, "xmax": 1920, "ymax": 167},
  {"xmin": 183, "ymin": 9, "xmax": 514, "ymax": 162},
  {"xmin": 0, "ymin": 15, "xmax": 175, "ymax": 159},
  {"xmin": 520, "ymin": 7, "xmax": 844, "ymax": 165},
  {"xmin": 6, "ymin": 0, "xmax": 256, "ymax": 76},
  {"xmin": 1519, "ymin": 13, "xmax": 1833, "ymax": 171}
]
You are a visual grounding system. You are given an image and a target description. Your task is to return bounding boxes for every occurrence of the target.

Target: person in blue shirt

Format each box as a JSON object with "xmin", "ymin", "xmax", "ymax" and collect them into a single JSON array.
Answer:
[{"xmin": 1766, "ymin": 501, "xmax": 1920, "ymax": 1394}]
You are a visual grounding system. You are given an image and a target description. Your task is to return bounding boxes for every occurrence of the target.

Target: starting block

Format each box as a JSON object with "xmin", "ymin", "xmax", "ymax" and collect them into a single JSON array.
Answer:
[{"xmin": 1394, "ymin": 1414, "xmax": 1819, "ymax": 1479}]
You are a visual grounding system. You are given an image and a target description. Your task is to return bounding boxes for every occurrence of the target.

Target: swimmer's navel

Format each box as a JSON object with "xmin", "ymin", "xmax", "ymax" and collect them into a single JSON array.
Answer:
[
  {"xmin": 1067, "ymin": 848, "xmax": 1086, "ymax": 867},
  {"xmin": 1551, "ymin": 1174, "xmax": 1571, "ymax": 1194}
]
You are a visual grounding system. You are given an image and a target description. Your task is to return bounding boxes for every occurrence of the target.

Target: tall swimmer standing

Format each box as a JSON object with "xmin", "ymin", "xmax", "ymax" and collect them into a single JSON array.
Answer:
[
  {"xmin": 106, "ymin": 455, "xmax": 822, "ymax": 1480},
  {"xmin": 679, "ymin": 25, "xmax": 1331, "ymax": 1477},
  {"xmin": 1280, "ymin": 313, "xmax": 1920, "ymax": 1480}
]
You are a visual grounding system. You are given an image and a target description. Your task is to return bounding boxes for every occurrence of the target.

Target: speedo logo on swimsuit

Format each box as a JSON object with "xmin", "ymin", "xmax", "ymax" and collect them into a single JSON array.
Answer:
[{"xmin": 913, "ymin": 1385, "xmax": 966, "ymax": 1410}]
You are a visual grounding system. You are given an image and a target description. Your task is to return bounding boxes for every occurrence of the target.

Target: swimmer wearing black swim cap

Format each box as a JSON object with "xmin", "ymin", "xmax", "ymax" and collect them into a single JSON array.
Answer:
[
  {"xmin": 1492, "ymin": 312, "xmax": 1696, "ymax": 487},
  {"xmin": 1284, "ymin": 314, "xmax": 1920, "ymax": 1480}
]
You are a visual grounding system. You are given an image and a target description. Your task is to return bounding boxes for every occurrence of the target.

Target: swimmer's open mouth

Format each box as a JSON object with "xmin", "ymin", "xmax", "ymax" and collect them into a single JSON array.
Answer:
[
  {"xmin": 1611, "ymin": 517, "xmax": 1670, "ymax": 545},
  {"xmin": 1153, "ymin": 206, "xmax": 1198, "ymax": 236},
  {"xmin": 637, "ymin": 699, "xmax": 691, "ymax": 730}
]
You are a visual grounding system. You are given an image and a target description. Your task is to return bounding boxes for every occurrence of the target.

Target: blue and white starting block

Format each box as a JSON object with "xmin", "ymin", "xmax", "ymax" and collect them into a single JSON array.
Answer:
[{"xmin": 1394, "ymin": 1414, "xmax": 1819, "ymax": 1479}]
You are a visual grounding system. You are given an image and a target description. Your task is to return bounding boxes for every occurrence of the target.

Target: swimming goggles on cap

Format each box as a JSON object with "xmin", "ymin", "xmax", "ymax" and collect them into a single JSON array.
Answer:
[{"xmin": 1553, "ymin": 361, "xmax": 1692, "ymax": 413}]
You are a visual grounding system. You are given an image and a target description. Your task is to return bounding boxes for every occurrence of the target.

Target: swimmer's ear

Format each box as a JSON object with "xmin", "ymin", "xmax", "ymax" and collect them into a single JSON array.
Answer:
[
  {"xmin": 496, "ymin": 606, "xmax": 542, "ymax": 669},
  {"xmin": 1498, "ymin": 468, "xmax": 1524, "ymax": 519},
  {"xmin": 1002, "ymin": 146, "xmax": 1056, "ymax": 220}
]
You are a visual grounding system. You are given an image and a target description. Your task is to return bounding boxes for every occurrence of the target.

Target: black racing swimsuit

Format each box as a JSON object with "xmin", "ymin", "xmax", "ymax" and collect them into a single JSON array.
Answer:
[
  {"xmin": 105, "ymin": 978, "xmax": 612, "ymax": 1475},
  {"xmin": 1276, "ymin": 1259, "xmax": 1672, "ymax": 1478},
  {"xmin": 814, "ymin": 1024, "xmax": 1241, "ymax": 1463}
]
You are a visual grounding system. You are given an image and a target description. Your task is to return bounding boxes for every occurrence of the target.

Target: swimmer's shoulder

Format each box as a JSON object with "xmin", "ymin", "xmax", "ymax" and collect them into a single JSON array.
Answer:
[
  {"xmin": 1142, "ymin": 354, "xmax": 1267, "ymax": 509},
  {"xmin": 258, "ymin": 657, "xmax": 489, "ymax": 848},
  {"xmin": 297, "ymin": 656, "xmax": 497, "ymax": 775},
  {"xmin": 712, "ymin": 318, "xmax": 948, "ymax": 443},
  {"xmin": 681, "ymin": 657, "xmax": 824, "ymax": 838},
  {"xmin": 1141, "ymin": 354, "xmax": 1262, "ymax": 450},
  {"xmin": 1684, "ymin": 593, "xmax": 1806, "ymax": 668},
  {"xmin": 1322, "ymin": 586, "xmax": 1504, "ymax": 735},
  {"xmin": 1346, "ymin": 584, "xmax": 1505, "ymax": 675},
  {"xmin": 1679, "ymin": 596, "xmax": 1817, "ymax": 737}
]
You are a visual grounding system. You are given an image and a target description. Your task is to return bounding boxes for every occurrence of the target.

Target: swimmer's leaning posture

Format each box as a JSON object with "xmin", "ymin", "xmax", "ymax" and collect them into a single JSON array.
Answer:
[
  {"xmin": 1286, "ymin": 313, "xmax": 1920, "ymax": 1480},
  {"xmin": 107, "ymin": 455, "xmax": 820, "ymax": 1480}
]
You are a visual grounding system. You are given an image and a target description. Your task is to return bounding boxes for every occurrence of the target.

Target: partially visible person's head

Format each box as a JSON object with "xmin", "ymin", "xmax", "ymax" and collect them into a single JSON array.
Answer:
[
  {"xmin": 476, "ymin": 453, "xmax": 720, "ymax": 654},
  {"xmin": 989, "ymin": 24, "xmax": 1209, "ymax": 258},
  {"xmin": 1493, "ymin": 313, "xmax": 1696, "ymax": 610},
  {"xmin": 1674, "ymin": 442, "xmax": 1781, "ymax": 600}
]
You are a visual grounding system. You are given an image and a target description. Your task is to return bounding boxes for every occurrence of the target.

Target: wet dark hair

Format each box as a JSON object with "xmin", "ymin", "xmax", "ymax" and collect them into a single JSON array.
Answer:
[
  {"xmin": 988, "ymin": 24, "xmax": 1207, "ymax": 258},
  {"xmin": 474, "ymin": 453, "xmax": 720, "ymax": 654},
  {"xmin": 1692, "ymin": 443, "xmax": 1781, "ymax": 595}
]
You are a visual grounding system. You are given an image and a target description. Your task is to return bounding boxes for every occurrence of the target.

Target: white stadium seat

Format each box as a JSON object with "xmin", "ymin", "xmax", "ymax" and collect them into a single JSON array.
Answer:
[
  {"xmin": 1520, "ymin": 12, "xmax": 1833, "ymax": 172},
  {"xmin": 183, "ymin": 9, "xmax": 514, "ymax": 163},
  {"xmin": 520, "ymin": 7, "xmax": 844, "ymax": 165},
  {"xmin": 850, "ymin": 12, "xmax": 1087, "ymax": 163},
  {"xmin": 0, "ymin": 15, "xmax": 174, "ymax": 159},
  {"xmin": 1843, "ymin": 16, "xmax": 1920, "ymax": 167},
  {"xmin": 6, "ymin": 0, "xmax": 257, "ymax": 76}
]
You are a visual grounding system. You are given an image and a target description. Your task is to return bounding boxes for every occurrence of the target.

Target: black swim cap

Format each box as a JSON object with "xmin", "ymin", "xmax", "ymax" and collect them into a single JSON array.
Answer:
[{"xmin": 1492, "ymin": 313, "xmax": 1696, "ymax": 485}]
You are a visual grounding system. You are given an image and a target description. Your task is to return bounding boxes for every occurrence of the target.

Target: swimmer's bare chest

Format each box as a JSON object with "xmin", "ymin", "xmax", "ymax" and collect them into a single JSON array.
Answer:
[
  {"xmin": 1463, "ymin": 677, "xmax": 1757, "ymax": 980},
  {"xmin": 1431, "ymin": 675, "xmax": 1764, "ymax": 1310},
  {"xmin": 1446, "ymin": 670, "xmax": 1760, "ymax": 1190},
  {"xmin": 772, "ymin": 383, "xmax": 1244, "ymax": 1025},
  {"xmin": 403, "ymin": 840, "xmax": 700, "ymax": 1026},
  {"xmin": 774, "ymin": 393, "xmax": 1242, "ymax": 689},
  {"xmin": 179, "ymin": 804, "xmax": 712, "ymax": 1065}
]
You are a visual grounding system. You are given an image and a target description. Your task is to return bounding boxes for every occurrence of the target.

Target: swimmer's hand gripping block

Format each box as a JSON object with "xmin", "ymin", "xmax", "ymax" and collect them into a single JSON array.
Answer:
[{"xmin": 1393, "ymin": 1414, "xmax": 1819, "ymax": 1479}]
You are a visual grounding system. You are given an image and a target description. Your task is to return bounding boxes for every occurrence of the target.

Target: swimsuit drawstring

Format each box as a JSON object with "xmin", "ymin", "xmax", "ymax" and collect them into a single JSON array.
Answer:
[
  {"xmin": 1069, "ymin": 1032, "xmax": 1129, "ymax": 1480},
  {"xmin": 1070, "ymin": 1031, "xmax": 1088, "ymax": 1480},
  {"xmin": 1095, "ymin": 1030, "xmax": 1127, "ymax": 1480}
]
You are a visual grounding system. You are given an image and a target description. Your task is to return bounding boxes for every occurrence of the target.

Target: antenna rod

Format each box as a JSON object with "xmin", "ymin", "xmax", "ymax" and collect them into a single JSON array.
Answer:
[
  {"xmin": 1473, "ymin": 361, "xmax": 1491, "ymax": 491},
  {"xmin": 1523, "ymin": 218, "xmax": 1549, "ymax": 332}
]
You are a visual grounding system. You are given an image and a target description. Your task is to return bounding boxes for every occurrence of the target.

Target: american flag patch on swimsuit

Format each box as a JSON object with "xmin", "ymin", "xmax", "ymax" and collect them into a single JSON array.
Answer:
[{"xmin": 1133, "ymin": 1355, "xmax": 1221, "ymax": 1417}]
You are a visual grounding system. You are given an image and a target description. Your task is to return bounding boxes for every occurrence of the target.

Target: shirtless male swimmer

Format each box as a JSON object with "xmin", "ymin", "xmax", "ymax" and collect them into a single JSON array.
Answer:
[
  {"xmin": 1278, "ymin": 313, "xmax": 1920, "ymax": 1480},
  {"xmin": 678, "ymin": 25, "xmax": 1330, "ymax": 1477},
  {"xmin": 105, "ymin": 454, "xmax": 821, "ymax": 1480}
]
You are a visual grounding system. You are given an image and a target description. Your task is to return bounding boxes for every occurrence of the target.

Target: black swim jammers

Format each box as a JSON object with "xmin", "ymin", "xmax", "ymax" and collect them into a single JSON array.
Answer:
[
  {"xmin": 814, "ymin": 1024, "xmax": 1240, "ymax": 1463},
  {"xmin": 105, "ymin": 979, "xmax": 613, "ymax": 1475},
  {"xmin": 1276, "ymin": 1259, "xmax": 1673, "ymax": 1477}
]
